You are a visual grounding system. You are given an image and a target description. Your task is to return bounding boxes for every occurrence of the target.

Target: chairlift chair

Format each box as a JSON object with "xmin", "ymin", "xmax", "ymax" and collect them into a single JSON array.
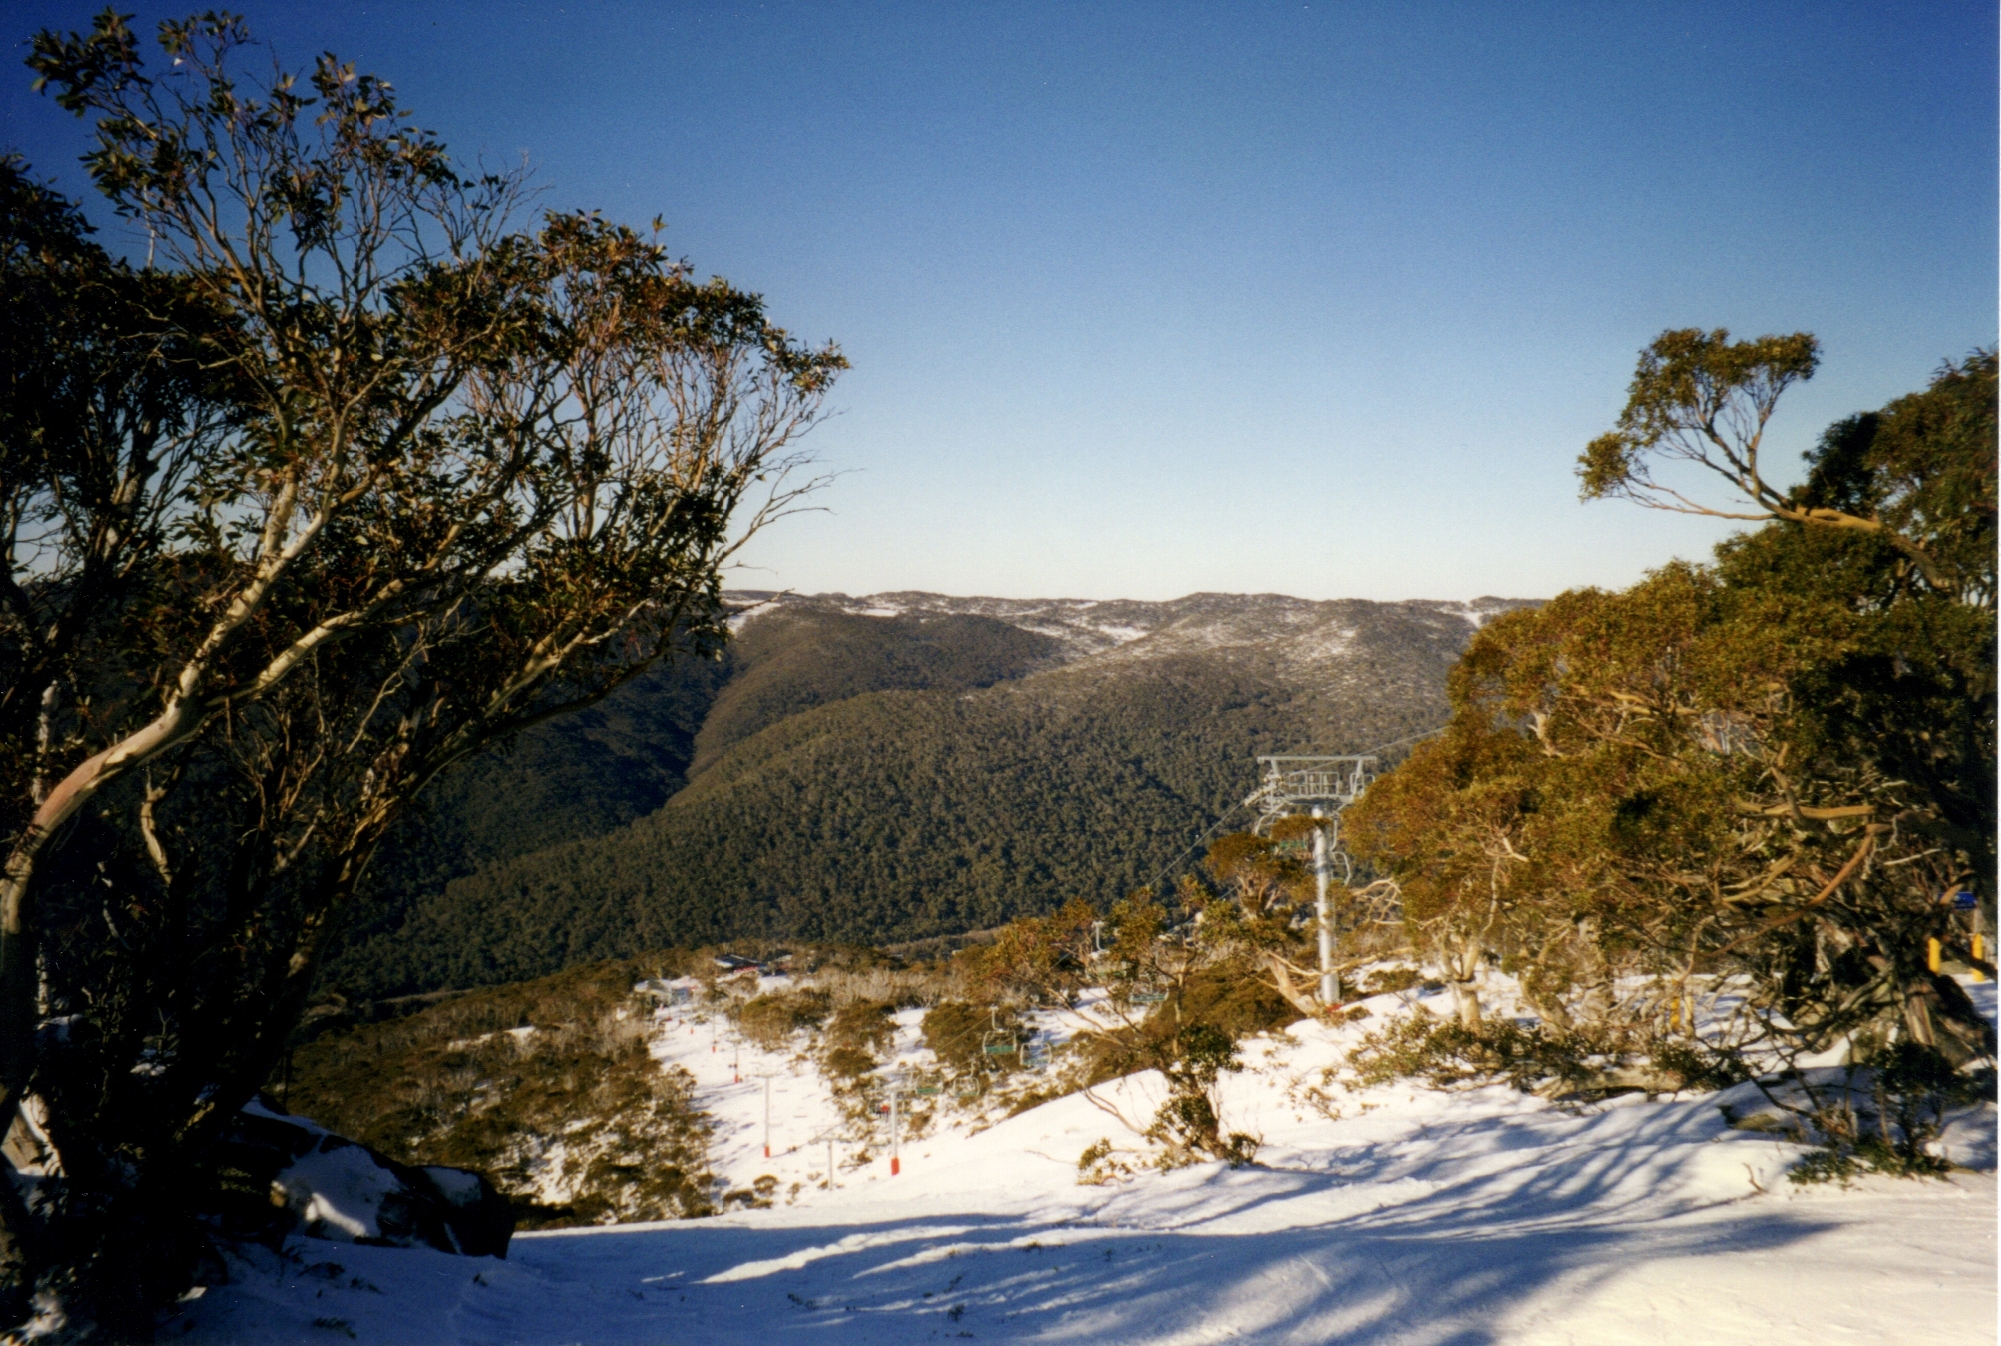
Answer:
[{"xmin": 981, "ymin": 1006, "xmax": 1018, "ymax": 1057}]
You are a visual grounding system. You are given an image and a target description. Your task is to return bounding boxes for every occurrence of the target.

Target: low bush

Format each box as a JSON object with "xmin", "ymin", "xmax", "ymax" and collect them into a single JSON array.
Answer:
[
  {"xmin": 1360, "ymin": 965, "xmax": 1423, "ymax": 996},
  {"xmin": 1788, "ymin": 1045, "xmax": 1995, "ymax": 1186},
  {"xmin": 1076, "ymin": 1136, "xmax": 1138, "ymax": 1185},
  {"xmin": 1144, "ymin": 1022, "xmax": 1258, "ymax": 1167},
  {"xmin": 921, "ymin": 1001, "xmax": 1023, "ymax": 1080},
  {"xmin": 735, "ymin": 989, "xmax": 833, "ymax": 1050},
  {"xmin": 826, "ymin": 999, "xmax": 899, "ymax": 1056},
  {"xmin": 281, "ymin": 957, "xmax": 715, "ymax": 1227},
  {"xmin": 1345, "ymin": 1011, "xmax": 1743, "ymax": 1098}
]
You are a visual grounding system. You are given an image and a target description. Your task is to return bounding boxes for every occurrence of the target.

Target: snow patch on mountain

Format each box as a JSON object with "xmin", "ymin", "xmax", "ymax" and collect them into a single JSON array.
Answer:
[{"xmin": 727, "ymin": 590, "xmax": 1540, "ymax": 672}]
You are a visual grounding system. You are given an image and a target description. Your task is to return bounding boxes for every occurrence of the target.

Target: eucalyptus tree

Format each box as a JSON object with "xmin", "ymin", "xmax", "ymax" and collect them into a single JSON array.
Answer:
[
  {"xmin": 5, "ymin": 11, "xmax": 842, "ymax": 1331},
  {"xmin": 1579, "ymin": 327, "xmax": 1985, "ymax": 598},
  {"xmin": 1349, "ymin": 341, "xmax": 1995, "ymax": 1084}
]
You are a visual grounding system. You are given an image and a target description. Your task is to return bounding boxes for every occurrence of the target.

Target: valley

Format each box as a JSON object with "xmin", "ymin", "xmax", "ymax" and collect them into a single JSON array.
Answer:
[{"xmin": 330, "ymin": 591, "xmax": 1533, "ymax": 1000}]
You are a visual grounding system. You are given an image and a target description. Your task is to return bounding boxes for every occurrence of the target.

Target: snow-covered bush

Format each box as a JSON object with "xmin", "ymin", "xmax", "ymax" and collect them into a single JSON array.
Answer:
[
  {"xmin": 207, "ymin": 1102, "xmax": 513, "ymax": 1256},
  {"xmin": 1780, "ymin": 1044, "xmax": 1996, "ymax": 1185}
]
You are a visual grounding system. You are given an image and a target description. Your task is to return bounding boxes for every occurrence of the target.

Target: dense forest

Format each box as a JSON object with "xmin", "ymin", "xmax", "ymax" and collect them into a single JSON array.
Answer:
[
  {"xmin": 328, "ymin": 596, "xmax": 1501, "ymax": 998},
  {"xmin": 337, "ymin": 609, "xmax": 1055, "ymax": 978}
]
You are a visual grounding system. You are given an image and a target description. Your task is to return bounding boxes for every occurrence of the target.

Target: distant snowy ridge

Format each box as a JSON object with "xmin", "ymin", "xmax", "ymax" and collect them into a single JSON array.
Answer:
[{"xmin": 728, "ymin": 589, "xmax": 1538, "ymax": 666}]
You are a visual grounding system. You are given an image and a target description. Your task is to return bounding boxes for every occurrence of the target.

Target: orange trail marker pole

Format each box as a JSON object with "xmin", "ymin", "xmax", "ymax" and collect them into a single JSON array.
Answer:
[{"xmin": 890, "ymin": 1082, "xmax": 901, "ymax": 1176}]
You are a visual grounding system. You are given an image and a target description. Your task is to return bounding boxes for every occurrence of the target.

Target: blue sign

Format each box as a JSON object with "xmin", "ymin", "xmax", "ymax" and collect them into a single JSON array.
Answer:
[{"xmin": 1952, "ymin": 890, "xmax": 1977, "ymax": 910}]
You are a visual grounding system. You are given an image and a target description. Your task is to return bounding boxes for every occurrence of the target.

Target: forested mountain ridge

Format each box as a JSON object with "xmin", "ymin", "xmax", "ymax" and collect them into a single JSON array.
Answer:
[
  {"xmin": 690, "ymin": 608, "xmax": 1062, "ymax": 773},
  {"xmin": 330, "ymin": 591, "xmax": 1535, "ymax": 998}
]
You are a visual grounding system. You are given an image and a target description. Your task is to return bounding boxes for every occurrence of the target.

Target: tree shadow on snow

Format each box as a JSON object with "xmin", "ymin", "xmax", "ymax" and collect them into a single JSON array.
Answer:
[{"xmin": 494, "ymin": 1118, "xmax": 1836, "ymax": 1344}]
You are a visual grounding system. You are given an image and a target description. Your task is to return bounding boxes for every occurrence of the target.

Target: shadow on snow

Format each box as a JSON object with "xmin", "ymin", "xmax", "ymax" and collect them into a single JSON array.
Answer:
[{"xmin": 472, "ymin": 1115, "xmax": 1829, "ymax": 1345}]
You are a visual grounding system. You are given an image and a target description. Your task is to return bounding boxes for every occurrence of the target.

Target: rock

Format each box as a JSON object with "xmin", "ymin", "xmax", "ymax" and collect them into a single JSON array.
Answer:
[
  {"xmin": 417, "ymin": 1163, "xmax": 515, "ymax": 1257},
  {"xmin": 206, "ymin": 1099, "xmax": 512, "ymax": 1258}
]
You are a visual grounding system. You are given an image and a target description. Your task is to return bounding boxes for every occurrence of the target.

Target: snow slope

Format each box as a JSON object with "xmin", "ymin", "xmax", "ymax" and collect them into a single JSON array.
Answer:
[{"xmin": 177, "ymin": 980, "xmax": 1997, "ymax": 1344}]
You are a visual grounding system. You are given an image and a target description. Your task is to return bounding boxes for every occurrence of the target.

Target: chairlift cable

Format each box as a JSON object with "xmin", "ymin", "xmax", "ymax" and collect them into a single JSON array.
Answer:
[
  {"xmin": 1142, "ymin": 800, "xmax": 1248, "ymax": 895},
  {"xmin": 1353, "ymin": 724, "xmax": 1448, "ymax": 758}
]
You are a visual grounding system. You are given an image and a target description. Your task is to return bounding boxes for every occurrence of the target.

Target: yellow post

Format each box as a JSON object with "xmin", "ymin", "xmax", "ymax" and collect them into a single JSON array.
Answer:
[
  {"xmin": 1974, "ymin": 933, "xmax": 1987, "ymax": 981},
  {"xmin": 1926, "ymin": 937, "xmax": 1942, "ymax": 973}
]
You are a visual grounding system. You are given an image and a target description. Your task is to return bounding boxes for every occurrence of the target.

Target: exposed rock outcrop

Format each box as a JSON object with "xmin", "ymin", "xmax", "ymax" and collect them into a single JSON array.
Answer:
[{"xmin": 208, "ymin": 1099, "xmax": 513, "ymax": 1257}]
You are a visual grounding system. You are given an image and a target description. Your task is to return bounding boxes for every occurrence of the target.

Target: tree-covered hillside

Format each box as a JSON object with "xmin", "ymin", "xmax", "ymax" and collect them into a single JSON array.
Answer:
[
  {"xmin": 335, "ymin": 609, "xmax": 1062, "ymax": 986},
  {"xmin": 331, "ymin": 596, "xmax": 1506, "ymax": 997},
  {"xmin": 339, "ymin": 654, "xmax": 730, "ymax": 969},
  {"xmin": 690, "ymin": 609, "xmax": 1061, "ymax": 773}
]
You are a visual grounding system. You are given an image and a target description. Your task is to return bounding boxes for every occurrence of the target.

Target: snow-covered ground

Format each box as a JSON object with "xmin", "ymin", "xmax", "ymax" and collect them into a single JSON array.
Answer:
[{"xmin": 178, "ymin": 979, "xmax": 1996, "ymax": 1344}]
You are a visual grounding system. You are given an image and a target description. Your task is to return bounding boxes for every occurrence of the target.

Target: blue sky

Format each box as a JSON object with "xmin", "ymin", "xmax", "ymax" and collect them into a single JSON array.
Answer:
[{"xmin": 4, "ymin": 3, "xmax": 1994, "ymax": 601}]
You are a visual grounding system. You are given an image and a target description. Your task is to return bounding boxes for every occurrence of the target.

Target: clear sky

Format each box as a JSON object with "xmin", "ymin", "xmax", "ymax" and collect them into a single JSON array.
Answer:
[{"xmin": 4, "ymin": 3, "xmax": 1994, "ymax": 602}]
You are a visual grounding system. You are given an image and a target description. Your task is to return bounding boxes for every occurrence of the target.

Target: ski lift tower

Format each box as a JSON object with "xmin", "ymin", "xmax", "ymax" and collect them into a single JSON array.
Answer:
[{"xmin": 1245, "ymin": 756, "xmax": 1377, "ymax": 1006}]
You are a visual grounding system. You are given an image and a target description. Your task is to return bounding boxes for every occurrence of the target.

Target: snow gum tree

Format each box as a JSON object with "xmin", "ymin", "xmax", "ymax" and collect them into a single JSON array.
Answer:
[
  {"xmin": 2, "ymin": 11, "xmax": 842, "ymax": 1333},
  {"xmin": 970, "ymin": 895, "xmax": 1274, "ymax": 1165},
  {"xmin": 1195, "ymin": 827, "xmax": 1322, "ymax": 1019},
  {"xmin": 1348, "ymin": 335, "xmax": 1995, "ymax": 1089},
  {"xmin": 1580, "ymin": 327, "xmax": 1983, "ymax": 596}
]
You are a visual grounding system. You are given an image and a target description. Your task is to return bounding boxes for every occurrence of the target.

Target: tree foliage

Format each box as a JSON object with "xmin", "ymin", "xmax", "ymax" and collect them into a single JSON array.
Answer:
[
  {"xmin": 1578, "ymin": 327, "xmax": 1820, "ymax": 521},
  {"xmin": 1579, "ymin": 328, "xmax": 1985, "ymax": 592},
  {"xmin": 3, "ymin": 11, "xmax": 839, "ymax": 1330},
  {"xmin": 1355, "ymin": 343, "xmax": 1996, "ymax": 1083}
]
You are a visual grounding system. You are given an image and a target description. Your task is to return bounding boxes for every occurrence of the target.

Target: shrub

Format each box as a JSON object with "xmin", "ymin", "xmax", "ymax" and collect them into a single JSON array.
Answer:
[
  {"xmin": 281, "ymin": 957, "xmax": 715, "ymax": 1226},
  {"xmin": 1788, "ymin": 1045, "xmax": 1994, "ymax": 1186},
  {"xmin": 821, "ymin": 1045, "xmax": 878, "ymax": 1085},
  {"xmin": 825, "ymin": 999, "xmax": 898, "ymax": 1057},
  {"xmin": 1345, "ymin": 1011, "xmax": 1740, "ymax": 1098},
  {"xmin": 1076, "ymin": 1137, "xmax": 1134, "ymax": 1185},
  {"xmin": 921, "ymin": 1001, "xmax": 1021, "ymax": 1079},
  {"xmin": 1360, "ymin": 966, "xmax": 1423, "ymax": 996},
  {"xmin": 735, "ymin": 989, "xmax": 833, "ymax": 1051},
  {"xmin": 1144, "ymin": 1022, "xmax": 1258, "ymax": 1166}
]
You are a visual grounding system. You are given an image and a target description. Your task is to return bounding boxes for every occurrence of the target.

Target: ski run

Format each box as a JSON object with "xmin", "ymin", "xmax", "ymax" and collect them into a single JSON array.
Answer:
[{"xmin": 178, "ymin": 972, "xmax": 1995, "ymax": 1345}]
